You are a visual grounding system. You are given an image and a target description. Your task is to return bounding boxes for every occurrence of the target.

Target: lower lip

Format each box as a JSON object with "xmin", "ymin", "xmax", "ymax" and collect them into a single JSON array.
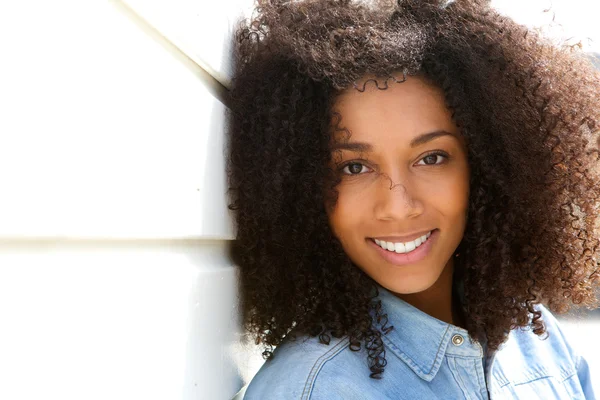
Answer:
[{"xmin": 368, "ymin": 229, "xmax": 439, "ymax": 266}]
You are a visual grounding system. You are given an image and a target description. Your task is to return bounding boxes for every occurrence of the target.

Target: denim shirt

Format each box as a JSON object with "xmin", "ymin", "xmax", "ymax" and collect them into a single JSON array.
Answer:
[{"xmin": 243, "ymin": 284, "xmax": 595, "ymax": 399}]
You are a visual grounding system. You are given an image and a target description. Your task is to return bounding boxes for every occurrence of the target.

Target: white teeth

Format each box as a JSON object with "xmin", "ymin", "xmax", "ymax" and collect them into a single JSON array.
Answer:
[
  {"xmin": 373, "ymin": 230, "xmax": 433, "ymax": 254},
  {"xmin": 394, "ymin": 242, "xmax": 406, "ymax": 253}
]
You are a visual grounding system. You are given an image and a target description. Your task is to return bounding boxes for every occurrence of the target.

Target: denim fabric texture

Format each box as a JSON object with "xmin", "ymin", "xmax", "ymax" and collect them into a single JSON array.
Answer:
[{"xmin": 244, "ymin": 283, "xmax": 595, "ymax": 399}]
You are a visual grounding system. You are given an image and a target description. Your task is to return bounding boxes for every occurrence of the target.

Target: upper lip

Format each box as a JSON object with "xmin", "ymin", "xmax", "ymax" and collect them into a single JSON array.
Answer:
[{"xmin": 371, "ymin": 229, "xmax": 435, "ymax": 243}]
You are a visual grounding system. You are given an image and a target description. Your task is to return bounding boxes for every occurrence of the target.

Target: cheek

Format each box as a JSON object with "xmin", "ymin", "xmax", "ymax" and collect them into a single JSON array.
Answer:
[
  {"xmin": 434, "ymin": 172, "xmax": 469, "ymax": 217},
  {"xmin": 327, "ymin": 187, "xmax": 365, "ymax": 239}
]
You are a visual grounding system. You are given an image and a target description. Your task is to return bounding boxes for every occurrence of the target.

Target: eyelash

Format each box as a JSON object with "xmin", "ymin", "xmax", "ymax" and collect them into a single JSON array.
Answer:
[
  {"xmin": 339, "ymin": 151, "xmax": 450, "ymax": 175},
  {"xmin": 416, "ymin": 151, "xmax": 450, "ymax": 166}
]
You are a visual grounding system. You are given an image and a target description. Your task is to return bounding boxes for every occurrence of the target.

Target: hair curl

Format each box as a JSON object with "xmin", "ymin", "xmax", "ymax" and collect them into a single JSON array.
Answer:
[{"xmin": 227, "ymin": 0, "xmax": 600, "ymax": 379}]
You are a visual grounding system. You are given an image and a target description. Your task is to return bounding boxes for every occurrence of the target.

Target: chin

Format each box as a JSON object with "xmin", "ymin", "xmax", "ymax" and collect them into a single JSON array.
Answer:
[{"xmin": 374, "ymin": 275, "xmax": 435, "ymax": 294}]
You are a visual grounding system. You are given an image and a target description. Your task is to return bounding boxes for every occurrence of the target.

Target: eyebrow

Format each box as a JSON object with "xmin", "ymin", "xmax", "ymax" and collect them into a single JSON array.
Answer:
[{"xmin": 331, "ymin": 130, "xmax": 456, "ymax": 151}]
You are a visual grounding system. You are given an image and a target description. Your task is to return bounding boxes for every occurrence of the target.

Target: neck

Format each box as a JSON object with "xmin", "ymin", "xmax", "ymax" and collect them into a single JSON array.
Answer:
[{"xmin": 394, "ymin": 257, "xmax": 465, "ymax": 329}]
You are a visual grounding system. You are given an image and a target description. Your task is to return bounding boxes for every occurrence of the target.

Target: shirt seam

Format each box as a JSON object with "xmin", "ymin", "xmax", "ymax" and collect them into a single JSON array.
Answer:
[
  {"xmin": 301, "ymin": 336, "xmax": 350, "ymax": 400},
  {"xmin": 473, "ymin": 357, "xmax": 489, "ymax": 399},
  {"xmin": 381, "ymin": 324, "xmax": 452, "ymax": 378},
  {"xmin": 560, "ymin": 370, "xmax": 577, "ymax": 383},
  {"xmin": 513, "ymin": 374, "xmax": 556, "ymax": 386},
  {"xmin": 574, "ymin": 353, "xmax": 582, "ymax": 371},
  {"xmin": 509, "ymin": 364, "xmax": 576, "ymax": 386},
  {"xmin": 447, "ymin": 356, "xmax": 474, "ymax": 400},
  {"xmin": 445, "ymin": 354, "xmax": 488, "ymax": 360}
]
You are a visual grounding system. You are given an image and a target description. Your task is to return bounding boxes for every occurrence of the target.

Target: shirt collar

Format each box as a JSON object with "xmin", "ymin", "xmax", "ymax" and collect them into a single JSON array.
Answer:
[{"xmin": 373, "ymin": 283, "xmax": 484, "ymax": 382}]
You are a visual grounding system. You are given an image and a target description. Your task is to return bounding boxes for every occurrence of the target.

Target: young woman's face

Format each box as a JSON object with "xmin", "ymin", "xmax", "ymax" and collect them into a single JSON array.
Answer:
[{"xmin": 327, "ymin": 74, "xmax": 469, "ymax": 296}]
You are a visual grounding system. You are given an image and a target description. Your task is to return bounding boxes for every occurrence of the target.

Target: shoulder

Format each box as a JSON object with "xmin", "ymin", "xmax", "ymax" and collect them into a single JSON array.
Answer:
[
  {"xmin": 497, "ymin": 304, "xmax": 579, "ymax": 369},
  {"xmin": 490, "ymin": 303, "xmax": 586, "ymax": 395},
  {"xmin": 516, "ymin": 303, "xmax": 579, "ymax": 361},
  {"xmin": 243, "ymin": 333, "xmax": 368, "ymax": 400}
]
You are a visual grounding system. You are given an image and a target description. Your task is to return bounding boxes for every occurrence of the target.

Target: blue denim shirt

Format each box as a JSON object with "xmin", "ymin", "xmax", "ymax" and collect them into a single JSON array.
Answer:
[{"xmin": 243, "ymin": 284, "xmax": 595, "ymax": 399}]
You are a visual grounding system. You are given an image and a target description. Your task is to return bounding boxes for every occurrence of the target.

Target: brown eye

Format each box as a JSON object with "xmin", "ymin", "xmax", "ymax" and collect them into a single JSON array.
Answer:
[
  {"xmin": 423, "ymin": 155, "xmax": 439, "ymax": 165},
  {"xmin": 342, "ymin": 162, "xmax": 371, "ymax": 175},
  {"xmin": 416, "ymin": 152, "xmax": 449, "ymax": 166}
]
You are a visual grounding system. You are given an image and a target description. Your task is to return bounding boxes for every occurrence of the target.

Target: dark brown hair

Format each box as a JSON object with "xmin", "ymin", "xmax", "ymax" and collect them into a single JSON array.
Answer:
[{"xmin": 227, "ymin": 0, "xmax": 600, "ymax": 379}]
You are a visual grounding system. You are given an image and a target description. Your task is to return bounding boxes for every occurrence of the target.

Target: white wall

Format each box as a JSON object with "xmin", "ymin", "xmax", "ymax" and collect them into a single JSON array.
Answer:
[
  {"xmin": 492, "ymin": 0, "xmax": 600, "ymax": 52},
  {"xmin": 0, "ymin": 1, "xmax": 261, "ymax": 399}
]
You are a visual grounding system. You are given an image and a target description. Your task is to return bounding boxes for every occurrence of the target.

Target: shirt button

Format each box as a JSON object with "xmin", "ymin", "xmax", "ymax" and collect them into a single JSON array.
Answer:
[{"xmin": 451, "ymin": 334, "xmax": 464, "ymax": 346}]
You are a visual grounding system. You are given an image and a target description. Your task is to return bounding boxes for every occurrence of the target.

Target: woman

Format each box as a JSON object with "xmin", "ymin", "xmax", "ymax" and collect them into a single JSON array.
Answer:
[{"xmin": 227, "ymin": 0, "xmax": 600, "ymax": 398}]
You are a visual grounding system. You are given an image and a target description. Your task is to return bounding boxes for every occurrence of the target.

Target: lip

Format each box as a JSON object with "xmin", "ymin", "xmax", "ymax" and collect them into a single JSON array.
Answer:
[
  {"xmin": 368, "ymin": 229, "xmax": 439, "ymax": 266},
  {"xmin": 372, "ymin": 229, "xmax": 434, "ymax": 243}
]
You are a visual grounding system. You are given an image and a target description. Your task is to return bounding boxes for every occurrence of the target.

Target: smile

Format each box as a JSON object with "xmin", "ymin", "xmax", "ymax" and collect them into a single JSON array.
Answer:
[
  {"xmin": 373, "ymin": 231, "xmax": 432, "ymax": 254},
  {"xmin": 369, "ymin": 229, "xmax": 438, "ymax": 266}
]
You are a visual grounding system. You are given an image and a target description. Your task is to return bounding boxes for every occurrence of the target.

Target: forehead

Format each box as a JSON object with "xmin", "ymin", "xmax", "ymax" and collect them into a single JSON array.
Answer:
[{"xmin": 330, "ymin": 74, "xmax": 459, "ymax": 144}]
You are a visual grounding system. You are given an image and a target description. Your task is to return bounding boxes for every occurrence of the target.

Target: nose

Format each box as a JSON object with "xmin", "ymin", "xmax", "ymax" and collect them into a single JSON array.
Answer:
[{"xmin": 373, "ymin": 173, "xmax": 424, "ymax": 221}]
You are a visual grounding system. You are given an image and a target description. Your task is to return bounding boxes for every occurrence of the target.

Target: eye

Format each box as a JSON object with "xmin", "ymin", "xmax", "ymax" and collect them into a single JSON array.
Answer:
[
  {"xmin": 416, "ymin": 151, "xmax": 449, "ymax": 166},
  {"xmin": 341, "ymin": 162, "xmax": 372, "ymax": 175}
]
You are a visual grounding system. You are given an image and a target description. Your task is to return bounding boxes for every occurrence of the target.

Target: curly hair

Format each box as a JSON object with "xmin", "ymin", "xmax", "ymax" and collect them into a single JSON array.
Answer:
[{"xmin": 226, "ymin": 0, "xmax": 600, "ymax": 379}]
